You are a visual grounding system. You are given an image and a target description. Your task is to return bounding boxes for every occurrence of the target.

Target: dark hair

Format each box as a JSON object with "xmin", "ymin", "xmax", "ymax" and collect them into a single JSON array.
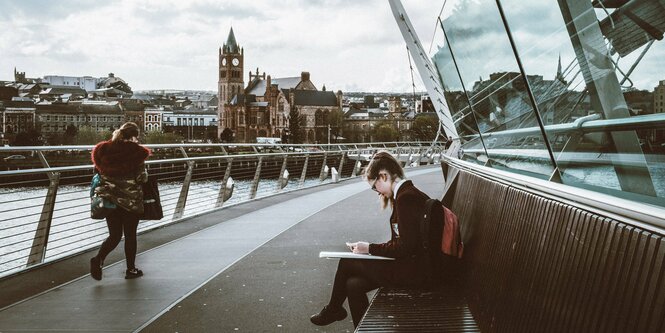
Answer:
[
  {"xmin": 111, "ymin": 122, "xmax": 140, "ymax": 142},
  {"xmin": 364, "ymin": 151, "xmax": 405, "ymax": 181},
  {"xmin": 364, "ymin": 151, "xmax": 405, "ymax": 209}
]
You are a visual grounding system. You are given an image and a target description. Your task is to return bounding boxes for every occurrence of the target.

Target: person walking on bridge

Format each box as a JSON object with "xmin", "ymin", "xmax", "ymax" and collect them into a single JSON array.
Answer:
[
  {"xmin": 90, "ymin": 122, "xmax": 150, "ymax": 281},
  {"xmin": 310, "ymin": 151, "xmax": 432, "ymax": 328}
]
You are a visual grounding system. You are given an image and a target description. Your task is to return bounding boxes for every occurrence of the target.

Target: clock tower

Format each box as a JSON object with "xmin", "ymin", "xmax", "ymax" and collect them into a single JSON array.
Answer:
[{"xmin": 218, "ymin": 27, "xmax": 244, "ymax": 133}]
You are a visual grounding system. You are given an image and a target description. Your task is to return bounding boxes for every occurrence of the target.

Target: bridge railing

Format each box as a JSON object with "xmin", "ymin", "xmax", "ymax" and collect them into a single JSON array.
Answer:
[{"xmin": 0, "ymin": 141, "xmax": 445, "ymax": 279}]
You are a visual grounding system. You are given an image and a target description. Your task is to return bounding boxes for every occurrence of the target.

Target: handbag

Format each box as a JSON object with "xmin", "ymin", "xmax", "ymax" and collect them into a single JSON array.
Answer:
[
  {"xmin": 139, "ymin": 177, "xmax": 163, "ymax": 220},
  {"xmin": 90, "ymin": 173, "xmax": 116, "ymax": 219}
]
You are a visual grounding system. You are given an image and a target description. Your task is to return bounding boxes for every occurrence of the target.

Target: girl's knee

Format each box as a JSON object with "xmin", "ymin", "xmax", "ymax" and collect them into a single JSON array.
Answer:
[{"xmin": 346, "ymin": 277, "xmax": 366, "ymax": 292}]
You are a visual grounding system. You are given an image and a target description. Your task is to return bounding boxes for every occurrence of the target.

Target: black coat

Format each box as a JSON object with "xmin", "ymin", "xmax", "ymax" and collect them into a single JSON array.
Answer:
[{"xmin": 368, "ymin": 180, "xmax": 430, "ymax": 285}]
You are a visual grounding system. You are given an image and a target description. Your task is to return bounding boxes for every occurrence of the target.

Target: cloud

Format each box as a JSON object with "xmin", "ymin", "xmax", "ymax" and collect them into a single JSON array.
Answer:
[{"xmin": 1, "ymin": 0, "xmax": 663, "ymax": 94}]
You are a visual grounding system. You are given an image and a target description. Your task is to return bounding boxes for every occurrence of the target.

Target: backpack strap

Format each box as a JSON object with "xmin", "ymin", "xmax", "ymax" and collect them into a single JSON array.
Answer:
[{"xmin": 420, "ymin": 198, "xmax": 440, "ymax": 285}]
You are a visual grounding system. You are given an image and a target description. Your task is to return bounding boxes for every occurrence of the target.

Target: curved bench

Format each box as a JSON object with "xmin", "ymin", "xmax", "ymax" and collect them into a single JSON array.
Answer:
[{"xmin": 357, "ymin": 163, "xmax": 665, "ymax": 332}]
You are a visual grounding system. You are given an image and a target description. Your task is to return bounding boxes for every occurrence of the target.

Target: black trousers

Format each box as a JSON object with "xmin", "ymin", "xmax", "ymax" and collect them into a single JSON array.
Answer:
[
  {"xmin": 95, "ymin": 207, "xmax": 139, "ymax": 270},
  {"xmin": 328, "ymin": 259, "xmax": 398, "ymax": 327}
]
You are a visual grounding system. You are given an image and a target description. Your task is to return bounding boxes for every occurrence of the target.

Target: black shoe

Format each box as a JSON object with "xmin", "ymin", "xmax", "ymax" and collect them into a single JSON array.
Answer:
[
  {"xmin": 125, "ymin": 268, "xmax": 143, "ymax": 279},
  {"xmin": 310, "ymin": 305, "xmax": 347, "ymax": 326},
  {"xmin": 90, "ymin": 257, "xmax": 102, "ymax": 281}
]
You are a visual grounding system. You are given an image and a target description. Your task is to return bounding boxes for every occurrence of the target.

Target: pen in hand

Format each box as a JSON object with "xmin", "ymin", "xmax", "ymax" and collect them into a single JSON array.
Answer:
[{"xmin": 346, "ymin": 241, "xmax": 369, "ymax": 254}]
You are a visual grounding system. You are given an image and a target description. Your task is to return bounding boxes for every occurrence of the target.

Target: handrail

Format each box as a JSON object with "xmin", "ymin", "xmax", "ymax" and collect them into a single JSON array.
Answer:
[
  {"xmin": 0, "ymin": 141, "xmax": 439, "ymax": 152},
  {"xmin": 462, "ymin": 112, "xmax": 665, "ymax": 140},
  {"xmin": 0, "ymin": 142, "xmax": 445, "ymax": 279},
  {"xmin": 443, "ymin": 155, "xmax": 665, "ymax": 232}
]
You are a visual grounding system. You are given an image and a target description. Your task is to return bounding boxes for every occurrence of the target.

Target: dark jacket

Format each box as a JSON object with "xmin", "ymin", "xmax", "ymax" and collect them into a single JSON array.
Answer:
[
  {"xmin": 92, "ymin": 140, "xmax": 150, "ymax": 213},
  {"xmin": 368, "ymin": 180, "xmax": 430, "ymax": 285}
]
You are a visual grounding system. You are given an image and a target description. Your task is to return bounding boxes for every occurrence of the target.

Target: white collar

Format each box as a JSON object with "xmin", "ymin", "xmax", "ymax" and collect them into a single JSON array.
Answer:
[{"xmin": 393, "ymin": 179, "xmax": 408, "ymax": 200}]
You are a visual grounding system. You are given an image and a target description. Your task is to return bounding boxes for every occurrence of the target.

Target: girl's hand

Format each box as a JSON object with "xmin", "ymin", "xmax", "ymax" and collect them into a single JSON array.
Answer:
[{"xmin": 346, "ymin": 242, "xmax": 369, "ymax": 254}]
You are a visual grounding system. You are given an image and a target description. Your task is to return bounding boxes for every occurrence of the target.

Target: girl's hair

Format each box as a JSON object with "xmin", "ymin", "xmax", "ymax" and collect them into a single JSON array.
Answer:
[
  {"xmin": 111, "ymin": 122, "xmax": 140, "ymax": 142},
  {"xmin": 364, "ymin": 151, "xmax": 405, "ymax": 209}
]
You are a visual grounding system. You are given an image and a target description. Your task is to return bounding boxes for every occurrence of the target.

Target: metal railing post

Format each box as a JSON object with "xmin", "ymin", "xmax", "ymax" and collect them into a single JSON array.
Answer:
[
  {"xmin": 173, "ymin": 161, "xmax": 195, "ymax": 220},
  {"xmin": 216, "ymin": 158, "xmax": 233, "ymax": 207},
  {"xmin": 27, "ymin": 172, "xmax": 60, "ymax": 266},
  {"xmin": 352, "ymin": 160, "xmax": 362, "ymax": 177},
  {"xmin": 278, "ymin": 155, "xmax": 288, "ymax": 191},
  {"xmin": 338, "ymin": 152, "xmax": 346, "ymax": 179},
  {"xmin": 250, "ymin": 156, "xmax": 263, "ymax": 199},
  {"xmin": 299, "ymin": 154, "xmax": 309, "ymax": 187},
  {"xmin": 319, "ymin": 152, "xmax": 328, "ymax": 181},
  {"xmin": 406, "ymin": 148, "xmax": 413, "ymax": 167}
]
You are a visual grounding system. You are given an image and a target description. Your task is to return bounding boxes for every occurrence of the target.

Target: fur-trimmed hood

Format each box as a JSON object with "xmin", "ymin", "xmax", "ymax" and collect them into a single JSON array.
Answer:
[{"xmin": 92, "ymin": 140, "xmax": 150, "ymax": 177}]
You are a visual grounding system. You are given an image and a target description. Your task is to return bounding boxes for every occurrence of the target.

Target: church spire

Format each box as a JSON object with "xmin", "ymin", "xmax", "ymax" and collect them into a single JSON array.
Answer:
[
  {"xmin": 224, "ymin": 27, "xmax": 239, "ymax": 53},
  {"xmin": 556, "ymin": 53, "xmax": 565, "ymax": 83}
]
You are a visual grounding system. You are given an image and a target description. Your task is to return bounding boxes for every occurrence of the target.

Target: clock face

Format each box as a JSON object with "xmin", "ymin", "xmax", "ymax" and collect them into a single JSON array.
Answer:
[
  {"xmin": 232, "ymin": 58, "xmax": 239, "ymax": 66},
  {"xmin": 222, "ymin": 58, "xmax": 227, "ymax": 66}
]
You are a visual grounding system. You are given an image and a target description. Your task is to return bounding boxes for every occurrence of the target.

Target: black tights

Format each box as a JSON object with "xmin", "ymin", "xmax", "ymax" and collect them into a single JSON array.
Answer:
[
  {"xmin": 95, "ymin": 208, "xmax": 139, "ymax": 270},
  {"xmin": 328, "ymin": 259, "xmax": 396, "ymax": 327}
]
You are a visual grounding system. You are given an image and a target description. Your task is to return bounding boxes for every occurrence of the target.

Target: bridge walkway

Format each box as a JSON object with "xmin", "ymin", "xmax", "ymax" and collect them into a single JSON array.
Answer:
[{"xmin": 0, "ymin": 166, "xmax": 443, "ymax": 332}]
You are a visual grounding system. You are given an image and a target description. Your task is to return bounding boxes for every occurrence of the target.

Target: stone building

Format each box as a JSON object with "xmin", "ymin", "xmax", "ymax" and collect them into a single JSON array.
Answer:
[
  {"xmin": 35, "ymin": 101, "xmax": 125, "ymax": 135},
  {"xmin": 1, "ymin": 100, "xmax": 36, "ymax": 135},
  {"xmin": 217, "ymin": 27, "xmax": 343, "ymax": 143}
]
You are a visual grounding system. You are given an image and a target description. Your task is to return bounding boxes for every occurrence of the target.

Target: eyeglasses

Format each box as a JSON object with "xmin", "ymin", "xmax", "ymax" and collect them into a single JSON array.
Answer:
[{"xmin": 370, "ymin": 178, "xmax": 379, "ymax": 192}]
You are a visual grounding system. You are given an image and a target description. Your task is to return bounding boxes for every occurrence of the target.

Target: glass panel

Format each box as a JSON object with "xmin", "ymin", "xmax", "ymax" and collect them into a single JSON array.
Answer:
[
  {"xmin": 429, "ymin": 17, "xmax": 486, "ymax": 165},
  {"xmin": 437, "ymin": 0, "xmax": 556, "ymax": 178},
  {"xmin": 502, "ymin": 0, "xmax": 665, "ymax": 207}
]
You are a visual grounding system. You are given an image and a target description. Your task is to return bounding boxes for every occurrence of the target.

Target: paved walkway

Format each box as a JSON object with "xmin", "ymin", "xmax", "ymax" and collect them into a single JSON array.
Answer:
[{"xmin": 0, "ymin": 166, "xmax": 444, "ymax": 332}]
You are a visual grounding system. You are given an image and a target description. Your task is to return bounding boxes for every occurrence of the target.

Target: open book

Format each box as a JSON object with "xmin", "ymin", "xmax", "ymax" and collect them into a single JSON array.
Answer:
[{"xmin": 319, "ymin": 251, "xmax": 394, "ymax": 260}]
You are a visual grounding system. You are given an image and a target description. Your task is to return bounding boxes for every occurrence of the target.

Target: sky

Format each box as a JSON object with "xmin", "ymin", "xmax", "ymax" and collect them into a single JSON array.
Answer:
[
  {"xmin": 1, "ymin": 0, "xmax": 663, "ymax": 93},
  {"xmin": 0, "ymin": 0, "xmax": 442, "ymax": 93}
]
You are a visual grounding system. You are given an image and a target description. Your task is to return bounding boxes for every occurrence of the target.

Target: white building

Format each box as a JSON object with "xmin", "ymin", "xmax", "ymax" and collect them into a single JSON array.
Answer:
[{"xmin": 42, "ymin": 76, "xmax": 99, "ymax": 92}]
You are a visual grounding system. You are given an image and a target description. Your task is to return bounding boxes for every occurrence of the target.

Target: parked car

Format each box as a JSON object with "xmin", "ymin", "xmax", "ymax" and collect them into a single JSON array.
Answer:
[{"xmin": 3, "ymin": 155, "xmax": 26, "ymax": 161}]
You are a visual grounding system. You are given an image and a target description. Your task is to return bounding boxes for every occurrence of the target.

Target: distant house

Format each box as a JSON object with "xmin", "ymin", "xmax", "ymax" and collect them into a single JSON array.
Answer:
[
  {"xmin": 0, "ymin": 87, "xmax": 18, "ymax": 101},
  {"xmin": 89, "ymin": 87, "xmax": 129, "ymax": 98},
  {"xmin": 17, "ymin": 83, "xmax": 44, "ymax": 98},
  {"xmin": 39, "ymin": 85, "xmax": 87, "ymax": 101},
  {"xmin": 175, "ymin": 98, "xmax": 192, "ymax": 109},
  {"xmin": 162, "ymin": 107, "xmax": 218, "ymax": 141},
  {"xmin": 36, "ymin": 100, "xmax": 124, "ymax": 134},
  {"xmin": 192, "ymin": 94, "xmax": 218, "ymax": 109},
  {"xmin": 42, "ymin": 75, "xmax": 99, "ymax": 92},
  {"xmin": 1, "ymin": 100, "xmax": 36, "ymax": 135}
]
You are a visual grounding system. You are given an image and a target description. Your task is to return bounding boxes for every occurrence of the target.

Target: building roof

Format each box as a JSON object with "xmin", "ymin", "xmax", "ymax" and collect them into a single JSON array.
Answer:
[
  {"xmin": 172, "ymin": 107, "xmax": 217, "ymax": 115},
  {"xmin": 247, "ymin": 77, "xmax": 302, "ymax": 95},
  {"xmin": 40, "ymin": 86, "xmax": 87, "ymax": 95},
  {"xmin": 230, "ymin": 94, "xmax": 256, "ymax": 106},
  {"xmin": 131, "ymin": 93, "xmax": 154, "ymax": 101},
  {"xmin": 224, "ymin": 27, "xmax": 239, "ymax": 53},
  {"xmin": 292, "ymin": 90, "xmax": 338, "ymax": 107}
]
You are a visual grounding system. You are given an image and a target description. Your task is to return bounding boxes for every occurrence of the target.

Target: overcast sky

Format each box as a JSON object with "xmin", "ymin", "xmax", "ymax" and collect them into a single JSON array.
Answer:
[
  {"xmin": 0, "ymin": 0, "xmax": 444, "ymax": 93},
  {"xmin": 1, "ymin": 0, "xmax": 663, "ymax": 93}
]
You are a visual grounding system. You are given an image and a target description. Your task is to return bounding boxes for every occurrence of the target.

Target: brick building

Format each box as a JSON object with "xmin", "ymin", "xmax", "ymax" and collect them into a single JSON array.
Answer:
[{"xmin": 217, "ymin": 27, "xmax": 343, "ymax": 143}]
